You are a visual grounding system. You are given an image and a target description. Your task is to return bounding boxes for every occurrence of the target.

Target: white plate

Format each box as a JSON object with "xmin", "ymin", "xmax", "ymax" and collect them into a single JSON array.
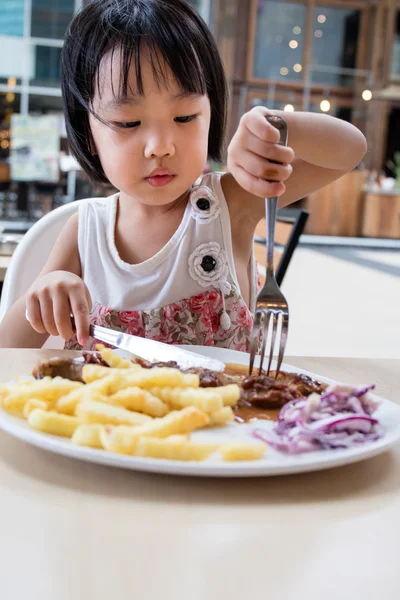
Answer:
[{"xmin": 0, "ymin": 346, "xmax": 399, "ymax": 477}]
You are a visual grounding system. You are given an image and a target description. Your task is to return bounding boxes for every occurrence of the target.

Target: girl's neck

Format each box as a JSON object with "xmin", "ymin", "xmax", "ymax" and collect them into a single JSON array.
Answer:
[
  {"xmin": 113, "ymin": 187, "xmax": 192, "ymax": 265},
  {"xmin": 118, "ymin": 188, "xmax": 192, "ymax": 220}
]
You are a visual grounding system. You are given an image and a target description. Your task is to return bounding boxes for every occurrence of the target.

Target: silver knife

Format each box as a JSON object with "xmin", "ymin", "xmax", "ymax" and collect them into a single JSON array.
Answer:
[{"xmin": 90, "ymin": 324, "xmax": 225, "ymax": 372}]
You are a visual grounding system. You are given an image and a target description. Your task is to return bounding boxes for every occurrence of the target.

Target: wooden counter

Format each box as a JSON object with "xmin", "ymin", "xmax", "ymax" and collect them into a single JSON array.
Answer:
[
  {"xmin": 362, "ymin": 190, "xmax": 400, "ymax": 238},
  {"xmin": 303, "ymin": 170, "xmax": 366, "ymax": 237}
]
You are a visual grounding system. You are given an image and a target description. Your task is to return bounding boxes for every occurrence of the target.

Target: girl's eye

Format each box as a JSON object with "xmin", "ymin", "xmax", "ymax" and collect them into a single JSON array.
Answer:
[
  {"xmin": 115, "ymin": 121, "xmax": 141, "ymax": 129},
  {"xmin": 174, "ymin": 115, "xmax": 196, "ymax": 124}
]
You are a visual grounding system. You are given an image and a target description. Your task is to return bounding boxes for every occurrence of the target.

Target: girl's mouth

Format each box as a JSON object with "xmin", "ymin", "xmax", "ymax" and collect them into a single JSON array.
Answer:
[{"xmin": 145, "ymin": 174, "xmax": 175, "ymax": 187}]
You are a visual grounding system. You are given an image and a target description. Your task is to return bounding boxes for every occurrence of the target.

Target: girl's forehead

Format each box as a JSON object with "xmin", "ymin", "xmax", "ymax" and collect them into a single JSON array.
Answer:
[{"xmin": 95, "ymin": 45, "xmax": 180, "ymax": 101}]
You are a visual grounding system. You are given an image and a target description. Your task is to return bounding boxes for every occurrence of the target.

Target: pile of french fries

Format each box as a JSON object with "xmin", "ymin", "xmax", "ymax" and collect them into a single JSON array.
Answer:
[{"xmin": 0, "ymin": 346, "xmax": 266, "ymax": 462}]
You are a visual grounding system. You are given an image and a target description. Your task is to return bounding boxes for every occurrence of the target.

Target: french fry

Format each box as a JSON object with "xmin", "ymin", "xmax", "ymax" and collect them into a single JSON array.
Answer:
[
  {"xmin": 28, "ymin": 409, "xmax": 80, "ymax": 437},
  {"xmin": 0, "ymin": 384, "xmax": 10, "ymax": 407},
  {"xmin": 216, "ymin": 384, "xmax": 241, "ymax": 407},
  {"xmin": 208, "ymin": 406, "xmax": 234, "ymax": 427},
  {"xmin": 39, "ymin": 377, "xmax": 84, "ymax": 403},
  {"xmin": 13, "ymin": 378, "xmax": 36, "ymax": 386},
  {"xmin": 82, "ymin": 364, "xmax": 141, "ymax": 384},
  {"xmin": 107, "ymin": 388, "xmax": 168, "ymax": 417},
  {"xmin": 82, "ymin": 365, "xmax": 115, "ymax": 383},
  {"xmin": 2, "ymin": 377, "xmax": 83, "ymax": 412},
  {"xmin": 219, "ymin": 442, "xmax": 267, "ymax": 461},
  {"xmin": 150, "ymin": 386, "xmax": 223, "ymax": 413},
  {"xmin": 71, "ymin": 424, "xmax": 104, "ymax": 449},
  {"xmin": 100, "ymin": 407, "xmax": 209, "ymax": 454},
  {"xmin": 100, "ymin": 426, "xmax": 138, "ymax": 454},
  {"xmin": 135, "ymin": 437, "xmax": 218, "ymax": 461},
  {"xmin": 164, "ymin": 434, "xmax": 189, "ymax": 442},
  {"xmin": 23, "ymin": 399, "xmax": 49, "ymax": 419},
  {"xmin": 96, "ymin": 344, "xmax": 138, "ymax": 369},
  {"xmin": 112, "ymin": 368, "xmax": 200, "ymax": 391},
  {"xmin": 76, "ymin": 399, "xmax": 152, "ymax": 426},
  {"xmin": 55, "ymin": 388, "xmax": 107, "ymax": 416}
]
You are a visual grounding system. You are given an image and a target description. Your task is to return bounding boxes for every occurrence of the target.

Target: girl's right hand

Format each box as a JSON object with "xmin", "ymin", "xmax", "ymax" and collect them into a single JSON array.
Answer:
[{"xmin": 25, "ymin": 271, "xmax": 92, "ymax": 346}]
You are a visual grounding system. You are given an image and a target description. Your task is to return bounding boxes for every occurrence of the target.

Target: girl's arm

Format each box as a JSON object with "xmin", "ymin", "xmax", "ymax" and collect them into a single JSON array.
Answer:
[
  {"xmin": 225, "ymin": 107, "xmax": 367, "ymax": 223},
  {"xmin": 0, "ymin": 213, "xmax": 91, "ymax": 348}
]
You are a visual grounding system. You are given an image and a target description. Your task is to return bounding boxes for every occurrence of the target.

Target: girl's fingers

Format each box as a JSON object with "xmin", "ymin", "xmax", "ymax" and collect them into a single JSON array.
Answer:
[
  {"xmin": 244, "ymin": 136, "xmax": 295, "ymax": 165},
  {"xmin": 25, "ymin": 295, "xmax": 46, "ymax": 334},
  {"xmin": 53, "ymin": 293, "xmax": 75, "ymax": 340},
  {"xmin": 69, "ymin": 287, "xmax": 90, "ymax": 346},
  {"xmin": 230, "ymin": 163, "xmax": 286, "ymax": 199},
  {"xmin": 236, "ymin": 150, "xmax": 292, "ymax": 182},
  {"xmin": 38, "ymin": 293, "xmax": 59, "ymax": 337},
  {"xmin": 241, "ymin": 107, "xmax": 282, "ymax": 143}
]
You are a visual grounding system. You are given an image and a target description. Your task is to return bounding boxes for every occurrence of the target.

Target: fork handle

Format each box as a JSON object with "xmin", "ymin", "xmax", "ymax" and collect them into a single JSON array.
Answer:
[
  {"xmin": 264, "ymin": 115, "xmax": 288, "ymax": 278},
  {"xmin": 265, "ymin": 196, "xmax": 278, "ymax": 277}
]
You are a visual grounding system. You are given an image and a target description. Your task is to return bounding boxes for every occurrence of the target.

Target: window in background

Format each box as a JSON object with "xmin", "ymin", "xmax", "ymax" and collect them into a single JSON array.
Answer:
[
  {"xmin": 31, "ymin": 0, "xmax": 75, "ymax": 39},
  {"xmin": 252, "ymin": 0, "xmax": 306, "ymax": 82},
  {"xmin": 310, "ymin": 6, "xmax": 360, "ymax": 87},
  {"xmin": 0, "ymin": 76, "xmax": 22, "ymax": 86},
  {"xmin": 28, "ymin": 95, "xmax": 63, "ymax": 115},
  {"xmin": 248, "ymin": 92, "xmax": 353, "ymax": 123},
  {"xmin": 391, "ymin": 12, "xmax": 400, "ymax": 80},
  {"xmin": 0, "ymin": 0, "xmax": 25, "ymax": 37},
  {"xmin": 188, "ymin": 0, "xmax": 211, "ymax": 23},
  {"xmin": 248, "ymin": 91, "xmax": 302, "ymax": 113},
  {"xmin": 30, "ymin": 46, "xmax": 62, "ymax": 88}
]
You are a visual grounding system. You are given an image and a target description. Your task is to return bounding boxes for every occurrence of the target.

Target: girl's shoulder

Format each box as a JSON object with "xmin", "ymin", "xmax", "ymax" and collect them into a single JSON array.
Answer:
[
  {"xmin": 76, "ymin": 192, "xmax": 118, "ymax": 223},
  {"xmin": 193, "ymin": 171, "xmax": 226, "ymax": 205},
  {"xmin": 77, "ymin": 191, "xmax": 119, "ymax": 210}
]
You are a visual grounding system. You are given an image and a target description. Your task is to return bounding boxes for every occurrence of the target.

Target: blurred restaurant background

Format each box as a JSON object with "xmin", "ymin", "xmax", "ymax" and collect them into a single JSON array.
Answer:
[
  {"xmin": 0, "ymin": 0, "xmax": 399, "ymax": 357},
  {"xmin": 1, "ymin": 0, "xmax": 400, "ymax": 239}
]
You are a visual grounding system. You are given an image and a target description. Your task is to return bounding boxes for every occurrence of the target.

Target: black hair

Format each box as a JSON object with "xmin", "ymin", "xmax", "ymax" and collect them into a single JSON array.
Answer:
[{"xmin": 61, "ymin": 0, "xmax": 228, "ymax": 184}]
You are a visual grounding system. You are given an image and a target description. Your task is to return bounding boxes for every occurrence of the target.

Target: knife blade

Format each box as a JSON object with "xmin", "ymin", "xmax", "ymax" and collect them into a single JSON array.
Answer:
[{"xmin": 90, "ymin": 324, "xmax": 225, "ymax": 372}]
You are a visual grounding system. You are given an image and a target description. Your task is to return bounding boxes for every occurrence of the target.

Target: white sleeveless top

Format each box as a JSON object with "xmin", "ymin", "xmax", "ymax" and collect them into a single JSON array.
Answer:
[{"xmin": 65, "ymin": 172, "xmax": 258, "ymax": 352}]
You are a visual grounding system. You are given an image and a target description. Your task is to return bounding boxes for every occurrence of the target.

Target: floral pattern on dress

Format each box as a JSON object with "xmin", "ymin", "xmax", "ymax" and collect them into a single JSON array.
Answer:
[{"xmin": 65, "ymin": 287, "xmax": 254, "ymax": 353}]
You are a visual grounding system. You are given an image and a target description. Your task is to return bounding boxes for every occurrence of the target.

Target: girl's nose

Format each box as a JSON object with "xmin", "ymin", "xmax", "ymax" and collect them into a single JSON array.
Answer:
[{"xmin": 144, "ymin": 131, "xmax": 175, "ymax": 159}]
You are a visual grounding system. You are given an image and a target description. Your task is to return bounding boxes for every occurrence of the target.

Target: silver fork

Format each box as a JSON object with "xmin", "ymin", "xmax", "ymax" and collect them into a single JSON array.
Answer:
[{"xmin": 249, "ymin": 115, "xmax": 289, "ymax": 377}]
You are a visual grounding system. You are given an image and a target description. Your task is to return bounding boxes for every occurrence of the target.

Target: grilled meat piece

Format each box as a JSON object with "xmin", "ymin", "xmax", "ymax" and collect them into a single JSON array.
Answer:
[
  {"xmin": 32, "ymin": 352, "xmax": 109, "ymax": 382},
  {"xmin": 239, "ymin": 372, "xmax": 326, "ymax": 409}
]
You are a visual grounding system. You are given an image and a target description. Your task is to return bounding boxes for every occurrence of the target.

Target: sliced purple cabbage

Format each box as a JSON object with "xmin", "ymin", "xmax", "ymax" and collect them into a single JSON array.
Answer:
[{"xmin": 253, "ymin": 383, "xmax": 381, "ymax": 454}]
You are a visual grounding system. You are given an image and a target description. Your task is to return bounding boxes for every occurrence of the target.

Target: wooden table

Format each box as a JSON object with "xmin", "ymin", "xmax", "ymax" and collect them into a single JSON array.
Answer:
[{"xmin": 0, "ymin": 350, "xmax": 400, "ymax": 600}]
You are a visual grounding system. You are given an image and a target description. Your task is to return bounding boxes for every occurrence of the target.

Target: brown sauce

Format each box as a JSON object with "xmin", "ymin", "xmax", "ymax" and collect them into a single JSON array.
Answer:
[
  {"xmin": 225, "ymin": 363, "xmax": 250, "ymax": 377},
  {"xmin": 225, "ymin": 362, "xmax": 280, "ymax": 423},
  {"xmin": 233, "ymin": 405, "xmax": 279, "ymax": 423}
]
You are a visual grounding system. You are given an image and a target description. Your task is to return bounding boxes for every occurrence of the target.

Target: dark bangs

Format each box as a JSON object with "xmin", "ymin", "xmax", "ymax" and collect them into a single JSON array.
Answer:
[{"xmin": 61, "ymin": 0, "xmax": 228, "ymax": 184}]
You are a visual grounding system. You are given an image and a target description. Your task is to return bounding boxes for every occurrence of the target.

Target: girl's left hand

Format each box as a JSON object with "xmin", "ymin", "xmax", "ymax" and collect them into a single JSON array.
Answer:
[{"xmin": 227, "ymin": 106, "xmax": 295, "ymax": 199}]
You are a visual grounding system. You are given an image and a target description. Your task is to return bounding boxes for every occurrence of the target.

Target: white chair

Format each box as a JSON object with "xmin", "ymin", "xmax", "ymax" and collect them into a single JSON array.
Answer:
[{"xmin": 0, "ymin": 201, "xmax": 82, "ymax": 348}]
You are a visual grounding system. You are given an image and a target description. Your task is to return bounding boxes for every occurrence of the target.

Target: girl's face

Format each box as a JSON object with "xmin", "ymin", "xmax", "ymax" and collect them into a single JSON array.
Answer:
[{"xmin": 89, "ymin": 48, "xmax": 211, "ymax": 206}]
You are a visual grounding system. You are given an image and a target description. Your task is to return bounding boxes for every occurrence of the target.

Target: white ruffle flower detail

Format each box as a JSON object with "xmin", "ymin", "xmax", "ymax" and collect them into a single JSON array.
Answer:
[
  {"xmin": 189, "ymin": 242, "xmax": 228, "ymax": 287},
  {"xmin": 189, "ymin": 242, "xmax": 232, "ymax": 332},
  {"xmin": 190, "ymin": 185, "xmax": 220, "ymax": 224}
]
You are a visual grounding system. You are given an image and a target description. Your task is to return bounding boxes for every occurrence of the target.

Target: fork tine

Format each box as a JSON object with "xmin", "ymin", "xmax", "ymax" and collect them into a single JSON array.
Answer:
[
  {"xmin": 265, "ymin": 312, "xmax": 278, "ymax": 375},
  {"xmin": 249, "ymin": 311, "xmax": 263, "ymax": 375},
  {"xmin": 275, "ymin": 312, "xmax": 289, "ymax": 377},
  {"xmin": 258, "ymin": 311, "xmax": 269, "ymax": 375}
]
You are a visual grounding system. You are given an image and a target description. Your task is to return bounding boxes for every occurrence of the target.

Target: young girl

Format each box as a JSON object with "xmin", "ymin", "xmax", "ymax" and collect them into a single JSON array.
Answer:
[{"xmin": 0, "ymin": 0, "xmax": 366, "ymax": 351}]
